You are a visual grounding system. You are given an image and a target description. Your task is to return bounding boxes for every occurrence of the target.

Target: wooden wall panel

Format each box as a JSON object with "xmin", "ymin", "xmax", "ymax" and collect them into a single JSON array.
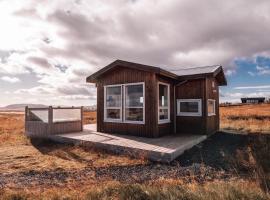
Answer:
[
  {"xmin": 205, "ymin": 77, "xmax": 220, "ymax": 134},
  {"xmin": 94, "ymin": 66, "xmax": 222, "ymax": 137},
  {"xmin": 52, "ymin": 121, "xmax": 82, "ymax": 134},
  {"xmin": 175, "ymin": 79, "xmax": 206, "ymax": 134},
  {"xmin": 25, "ymin": 121, "xmax": 48, "ymax": 138},
  {"xmin": 96, "ymin": 67, "xmax": 158, "ymax": 137}
]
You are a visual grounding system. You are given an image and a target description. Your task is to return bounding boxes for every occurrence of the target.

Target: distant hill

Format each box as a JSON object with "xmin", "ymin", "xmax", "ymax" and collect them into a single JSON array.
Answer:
[{"xmin": 0, "ymin": 104, "xmax": 47, "ymax": 111}]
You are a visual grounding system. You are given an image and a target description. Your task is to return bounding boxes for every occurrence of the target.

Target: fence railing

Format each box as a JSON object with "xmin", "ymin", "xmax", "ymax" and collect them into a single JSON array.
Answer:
[{"xmin": 25, "ymin": 106, "xmax": 84, "ymax": 138}]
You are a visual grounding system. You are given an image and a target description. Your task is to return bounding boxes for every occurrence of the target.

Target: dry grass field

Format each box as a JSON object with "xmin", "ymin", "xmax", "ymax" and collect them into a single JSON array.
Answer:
[
  {"xmin": 220, "ymin": 103, "xmax": 270, "ymax": 134},
  {"xmin": 0, "ymin": 107, "xmax": 270, "ymax": 199}
]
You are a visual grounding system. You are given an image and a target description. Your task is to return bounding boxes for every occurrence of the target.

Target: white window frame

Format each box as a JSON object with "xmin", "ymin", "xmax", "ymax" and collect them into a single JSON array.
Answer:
[
  {"xmin": 124, "ymin": 82, "xmax": 145, "ymax": 124},
  {"xmin": 104, "ymin": 84, "xmax": 122, "ymax": 122},
  {"xmin": 207, "ymin": 99, "xmax": 216, "ymax": 116},
  {"xmin": 103, "ymin": 82, "xmax": 145, "ymax": 124},
  {"xmin": 158, "ymin": 82, "xmax": 170, "ymax": 124},
  {"xmin": 177, "ymin": 99, "xmax": 202, "ymax": 117}
]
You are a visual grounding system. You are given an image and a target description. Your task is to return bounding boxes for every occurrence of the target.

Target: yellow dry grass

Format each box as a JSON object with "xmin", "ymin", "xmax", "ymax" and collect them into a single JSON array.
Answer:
[
  {"xmin": 1, "ymin": 179, "xmax": 269, "ymax": 200},
  {"xmin": 83, "ymin": 111, "xmax": 96, "ymax": 124},
  {"xmin": 0, "ymin": 108, "xmax": 270, "ymax": 199},
  {"xmin": 0, "ymin": 113, "xmax": 27, "ymax": 146},
  {"xmin": 220, "ymin": 103, "xmax": 270, "ymax": 133},
  {"xmin": 0, "ymin": 112, "xmax": 145, "ymax": 175}
]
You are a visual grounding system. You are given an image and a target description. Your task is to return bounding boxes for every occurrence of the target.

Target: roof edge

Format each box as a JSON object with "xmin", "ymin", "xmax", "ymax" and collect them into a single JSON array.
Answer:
[
  {"xmin": 86, "ymin": 59, "xmax": 178, "ymax": 83},
  {"xmin": 86, "ymin": 60, "xmax": 227, "ymax": 86}
]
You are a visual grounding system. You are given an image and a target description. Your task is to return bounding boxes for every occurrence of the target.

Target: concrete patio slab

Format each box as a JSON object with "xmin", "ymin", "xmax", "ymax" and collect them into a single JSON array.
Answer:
[{"xmin": 50, "ymin": 124, "xmax": 207, "ymax": 162}]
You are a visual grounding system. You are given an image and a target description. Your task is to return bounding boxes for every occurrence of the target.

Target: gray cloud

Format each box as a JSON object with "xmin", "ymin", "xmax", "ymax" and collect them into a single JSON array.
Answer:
[
  {"xmin": 57, "ymin": 85, "xmax": 94, "ymax": 96},
  {"xmin": 2, "ymin": 0, "xmax": 270, "ymax": 105},
  {"xmin": 0, "ymin": 50, "xmax": 11, "ymax": 63},
  {"xmin": 27, "ymin": 56, "xmax": 52, "ymax": 69},
  {"xmin": 13, "ymin": 8, "xmax": 38, "ymax": 18},
  {"xmin": 37, "ymin": 0, "xmax": 270, "ymax": 71}
]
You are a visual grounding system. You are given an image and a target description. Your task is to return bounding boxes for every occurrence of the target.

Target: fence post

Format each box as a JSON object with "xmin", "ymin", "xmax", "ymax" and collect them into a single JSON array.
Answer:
[
  {"xmin": 48, "ymin": 106, "xmax": 53, "ymax": 135},
  {"xmin": 81, "ymin": 106, "xmax": 84, "ymax": 131}
]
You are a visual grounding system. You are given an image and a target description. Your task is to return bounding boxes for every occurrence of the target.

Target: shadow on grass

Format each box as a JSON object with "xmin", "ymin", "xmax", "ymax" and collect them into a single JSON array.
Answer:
[
  {"xmin": 29, "ymin": 138, "xmax": 93, "ymax": 164},
  {"xmin": 175, "ymin": 132, "xmax": 250, "ymax": 171},
  {"xmin": 175, "ymin": 131, "xmax": 270, "ymax": 192}
]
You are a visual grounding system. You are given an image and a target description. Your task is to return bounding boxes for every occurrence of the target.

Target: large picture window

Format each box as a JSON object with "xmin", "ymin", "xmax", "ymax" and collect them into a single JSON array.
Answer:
[
  {"xmin": 104, "ymin": 85, "xmax": 122, "ymax": 121},
  {"xmin": 177, "ymin": 99, "xmax": 202, "ymax": 116},
  {"xmin": 158, "ymin": 82, "xmax": 170, "ymax": 123},
  {"xmin": 124, "ymin": 83, "xmax": 144, "ymax": 123},
  {"xmin": 207, "ymin": 99, "xmax": 216, "ymax": 116},
  {"xmin": 104, "ymin": 82, "xmax": 144, "ymax": 124}
]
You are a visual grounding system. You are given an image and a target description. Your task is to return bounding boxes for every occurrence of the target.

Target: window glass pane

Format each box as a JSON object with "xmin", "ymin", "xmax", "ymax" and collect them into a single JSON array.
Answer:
[
  {"xmin": 159, "ymin": 108, "xmax": 168, "ymax": 120},
  {"xmin": 106, "ymin": 109, "xmax": 120, "ymax": 119},
  {"xmin": 106, "ymin": 86, "xmax": 121, "ymax": 107},
  {"xmin": 159, "ymin": 84, "xmax": 168, "ymax": 107},
  {"xmin": 29, "ymin": 110, "xmax": 48, "ymax": 122},
  {"xmin": 208, "ymin": 100, "xmax": 215, "ymax": 114},
  {"xmin": 125, "ymin": 108, "xmax": 143, "ymax": 121},
  {"xmin": 180, "ymin": 102, "xmax": 199, "ymax": 113},
  {"xmin": 125, "ymin": 84, "xmax": 143, "ymax": 107},
  {"xmin": 53, "ymin": 109, "xmax": 81, "ymax": 122}
]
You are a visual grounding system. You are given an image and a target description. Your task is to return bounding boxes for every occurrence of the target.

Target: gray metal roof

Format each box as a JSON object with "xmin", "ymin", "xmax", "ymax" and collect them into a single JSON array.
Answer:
[
  {"xmin": 87, "ymin": 60, "xmax": 226, "ymax": 85},
  {"xmin": 168, "ymin": 65, "xmax": 221, "ymax": 76}
]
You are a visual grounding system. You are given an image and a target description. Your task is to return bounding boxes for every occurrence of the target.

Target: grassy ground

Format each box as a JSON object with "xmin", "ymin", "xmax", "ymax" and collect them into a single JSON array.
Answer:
[
  {"xmin": 0, "ymin": 112, "xmax": 144, "ymax": 174},
  {"xmin": 220, "ymin": 103, "xmax": 270, "ymax": 134},
  {"xmin": 0, "ymin": 107, "xmax": 270, "ymax": 199}
]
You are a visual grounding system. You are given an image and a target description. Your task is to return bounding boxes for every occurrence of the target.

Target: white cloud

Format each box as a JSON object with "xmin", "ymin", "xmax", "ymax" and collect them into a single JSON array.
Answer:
[
  {"xmin": 226, "ymin": 92, "xmax": 244, "ymax": 98},
  {"xmin": 247, "ymin": 71, "xmax": 255, "ymax": 76},
  {"xmin": 234, "ymin": 85, "xmax": 270, "ymax": 90},
  {"xmin": 1, "ymin": 0, "xmax": 270, "ymax": 105},
  {"xmin": 2, "ymin": 0, "xmax": 270, "ymax": 73},
  {"xmin": 0, "ymin": 76, "xmax": 21, "ymax": 83},
  {"xmin": 225, "ymin": 69, "xmax": 236, "ymax": 76},
  {"xmin": 221, "ymin": 91, "xmax": 270, "ymax": 103},
  {"xmin": 57, "ymin": 95, "xmax": 96, "ymax": 100},
  {"xmin": 256, "ymin": 65, "xmax": 270, "ymax": 75}
]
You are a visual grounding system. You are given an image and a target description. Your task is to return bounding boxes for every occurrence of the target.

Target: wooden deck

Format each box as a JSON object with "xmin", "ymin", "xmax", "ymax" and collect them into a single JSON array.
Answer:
[{"xmin": 50, "ymin": 124, "xmax": 207, "ymax": 162}]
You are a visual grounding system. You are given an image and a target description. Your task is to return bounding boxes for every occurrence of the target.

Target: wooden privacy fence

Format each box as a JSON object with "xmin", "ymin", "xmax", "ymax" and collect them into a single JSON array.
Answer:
[{"xmin": 25, "ymin": 106, "xmax": 84, "ymax": 138}]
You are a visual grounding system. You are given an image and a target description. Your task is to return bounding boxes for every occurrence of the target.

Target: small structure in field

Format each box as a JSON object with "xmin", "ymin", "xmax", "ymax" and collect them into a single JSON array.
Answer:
[
  {"xmin": 87, "ymin": 59, "xmax": 227, "ymax": 137},
  {"xmin": 241, "ymin": 97, "xmax": 265, "ymax": 104}
]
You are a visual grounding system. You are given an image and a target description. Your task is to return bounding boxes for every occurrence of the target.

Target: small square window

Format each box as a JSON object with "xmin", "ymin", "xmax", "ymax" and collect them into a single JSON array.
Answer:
[
  {"xmin": 212, "ymin": 81, "xmax": 215, "ymax": 88},
  {"xmin": 158, "ymin": 83, "xmax": 170, "ymax": 123},
  {"xmin": 177, "ymin": 99, "xmax": 202, "ymax": 116},
  {"xmin": 208, "ymin": 99, "xmax": 216, "ymax": 116}
]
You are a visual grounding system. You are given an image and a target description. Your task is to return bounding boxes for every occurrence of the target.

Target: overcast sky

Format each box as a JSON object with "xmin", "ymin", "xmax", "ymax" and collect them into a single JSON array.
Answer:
[{"xmin": 0, "ymin": 0, "xmax": 270, "ymax": 106}]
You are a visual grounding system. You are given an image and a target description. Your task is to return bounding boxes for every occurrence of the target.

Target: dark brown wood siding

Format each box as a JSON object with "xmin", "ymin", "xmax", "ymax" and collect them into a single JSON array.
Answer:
[
  {"xmin": 96, "ymin": 67, "xmax": 158, "ymax": 137},
  {"xmin": 205, "ymin": 77, "xmax": 219, "ymax": 134},
  {"xmin": 94, "ymin": 66, "xmax": 221, "ymax": 137},
  {"xmin": 175, "ymin": 79, "xmax": 206, "ymax": 134}
]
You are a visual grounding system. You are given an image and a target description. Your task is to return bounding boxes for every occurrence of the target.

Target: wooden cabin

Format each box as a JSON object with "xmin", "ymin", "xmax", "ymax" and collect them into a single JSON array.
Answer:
[{"xmin": 86, "ymin": 60, "xmax": 227, "ymax": 138}]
